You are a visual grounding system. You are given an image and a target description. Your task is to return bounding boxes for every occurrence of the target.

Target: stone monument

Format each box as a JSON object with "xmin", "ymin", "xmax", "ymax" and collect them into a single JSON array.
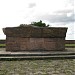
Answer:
[{"xmin": 3, "ymin": 25, "xmax": 67, "ymax": 51}]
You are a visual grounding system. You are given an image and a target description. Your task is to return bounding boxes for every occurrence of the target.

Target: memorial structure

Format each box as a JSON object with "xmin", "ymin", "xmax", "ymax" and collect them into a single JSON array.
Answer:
[{"xmin": 3, "ymin": 25, "xmax": 67, "ymax": 51}]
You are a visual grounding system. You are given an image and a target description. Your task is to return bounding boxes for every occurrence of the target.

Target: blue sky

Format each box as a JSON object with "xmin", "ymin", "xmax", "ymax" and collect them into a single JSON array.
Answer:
[{"xmin": 0, "ymin": 0, "xmax": 75, "ymax": 40}]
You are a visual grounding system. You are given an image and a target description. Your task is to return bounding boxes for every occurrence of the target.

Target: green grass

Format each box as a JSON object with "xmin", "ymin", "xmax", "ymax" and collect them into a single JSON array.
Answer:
[
  {"xmin": 0, "ymin": 44, "xmax": 75, "ymax": 47},
  {"xmin": 0, "ymin": 59, "xmax": 75, "ymax": 75},
  {"xmin": 65, "ymin": 44, "xmax": 75, "ymax": 46},
  {"xmin": 0, "ymin": 44, "xmax": 6, "ymax": 47}
]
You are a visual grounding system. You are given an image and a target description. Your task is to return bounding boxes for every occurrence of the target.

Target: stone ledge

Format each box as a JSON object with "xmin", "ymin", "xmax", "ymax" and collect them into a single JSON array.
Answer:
[{"xmin": 3, "ymin": 27, "xmax": 68, "ymax": 38}]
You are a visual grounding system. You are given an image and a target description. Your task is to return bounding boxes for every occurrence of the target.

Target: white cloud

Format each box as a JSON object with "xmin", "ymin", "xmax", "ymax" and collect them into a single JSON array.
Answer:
[{"xmin": 0, "ymin": 0, "xmax": 75, "ymax": 40}]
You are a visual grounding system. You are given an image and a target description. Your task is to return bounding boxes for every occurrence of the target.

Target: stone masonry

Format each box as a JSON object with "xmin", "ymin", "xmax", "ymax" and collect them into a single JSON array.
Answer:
[{"xmin": 3, "ymin": 26, "xmax": 67, "ymax": 51}]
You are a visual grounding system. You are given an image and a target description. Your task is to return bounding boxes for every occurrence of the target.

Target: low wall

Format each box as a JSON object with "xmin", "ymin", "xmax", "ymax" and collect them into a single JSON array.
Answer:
[
  {"xmin": 65, "ymin": 40, "xmax": 75, "ymax": 44},
  {"xmin": 0, "ymin": 40, "xmax": 6, "ymax": 44}
]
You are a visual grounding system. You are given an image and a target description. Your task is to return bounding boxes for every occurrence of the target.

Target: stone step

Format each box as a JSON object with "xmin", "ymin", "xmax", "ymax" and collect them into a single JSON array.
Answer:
[
  {"xmin": 0, "ymin": 51, "xmax": 75, "ymax": 60},
  {"xmin": 0, "ymin": 55, "xmax": 75, "ymax": 60},
  {"xmin": 0, "ymin": 48, "xmax": 75, "ymax": 59},
  {"xmin": 0, "ymin": 50, "xmax": 75, "ymax": 56},
  {"xmin": 0, "ymin": 52, "xmax": 75, "ymax": 56}
]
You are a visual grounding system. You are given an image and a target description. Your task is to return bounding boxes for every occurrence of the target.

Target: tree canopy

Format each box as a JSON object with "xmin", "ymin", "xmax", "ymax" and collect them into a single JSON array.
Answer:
[
  {"xmin": 19, "ymin": 20, "xmax": 49, "ymax": 27},
  {"xmin": 31, "ymin": 20, "xmax": 49, "ymax": 27}
]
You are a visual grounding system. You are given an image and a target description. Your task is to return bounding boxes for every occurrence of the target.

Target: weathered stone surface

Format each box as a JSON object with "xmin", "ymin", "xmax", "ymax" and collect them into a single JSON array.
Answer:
[
  {"xmin": 6, "ymin": 37, "xmax": 65, "ymax": 51},
  {"xmin": 3, "ymin": 26, "xmax": 67, "ymax": 51},
  {"xmin": 3, "ymin": 27, "xmax": 67, "ymax": 38}
]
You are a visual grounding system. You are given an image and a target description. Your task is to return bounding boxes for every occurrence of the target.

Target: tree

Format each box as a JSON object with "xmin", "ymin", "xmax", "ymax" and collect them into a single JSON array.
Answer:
[
  {"xmin": 31, "ymin": 20, "xmax": 49, "ymax": 27},
  {"xmin": 19, "ymin": 20, "xmax": 50, "ymax": 27}
]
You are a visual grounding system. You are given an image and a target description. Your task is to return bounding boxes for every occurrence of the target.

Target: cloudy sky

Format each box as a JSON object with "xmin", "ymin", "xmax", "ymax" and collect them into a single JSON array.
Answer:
[{"xmin": 0, "ymin": 0, "xmax": 75, "ymax": 40}]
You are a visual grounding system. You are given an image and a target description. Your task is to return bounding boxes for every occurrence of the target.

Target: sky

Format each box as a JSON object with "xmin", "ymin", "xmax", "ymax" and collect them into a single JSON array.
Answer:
[{"xmin": 0, "ymin": 0, "xmax": 75, "ymax": 40}]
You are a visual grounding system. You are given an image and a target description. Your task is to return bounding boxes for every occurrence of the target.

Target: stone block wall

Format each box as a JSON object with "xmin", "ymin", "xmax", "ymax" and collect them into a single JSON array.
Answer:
[
  {"xmin": 3, "ymin": 26, "xmax": 67, "ymax": 51},
  {"xmin": 6, "ymin": 37, "xmax": 65, "ymax": 51}
]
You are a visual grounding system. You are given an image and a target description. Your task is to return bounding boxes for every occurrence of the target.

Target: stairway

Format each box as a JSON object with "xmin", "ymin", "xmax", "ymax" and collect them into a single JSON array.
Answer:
[{"xmin": 0, "ymin": 49, "xmax": 75, "ymax": 60}]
